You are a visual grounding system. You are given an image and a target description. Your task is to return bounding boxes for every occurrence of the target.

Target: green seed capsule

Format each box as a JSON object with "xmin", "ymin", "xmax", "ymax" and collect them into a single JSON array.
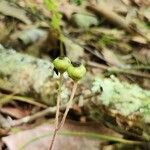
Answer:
[
  {"xmin": 53, "ymin": 57, "xmax": 71, "ymax": 73},
  {"xmin": 67, "ymin": 62, "xmax": 86, "ymax": 81}
]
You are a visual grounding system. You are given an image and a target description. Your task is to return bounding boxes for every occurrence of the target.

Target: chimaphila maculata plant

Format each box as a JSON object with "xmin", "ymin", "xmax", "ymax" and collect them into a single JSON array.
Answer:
[
  {"xmin": 49, "ymin": 57, "xmax": 71, "ymax": 150},
  {"xmin": 50, "ymin": 58, "xmax": 86, "ymax": 150}
]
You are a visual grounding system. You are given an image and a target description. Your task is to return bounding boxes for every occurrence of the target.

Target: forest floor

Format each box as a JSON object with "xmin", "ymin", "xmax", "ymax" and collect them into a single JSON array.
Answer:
[{"xmin": 0, "ymin": 0, "xmax": 150, "ymax": 150}]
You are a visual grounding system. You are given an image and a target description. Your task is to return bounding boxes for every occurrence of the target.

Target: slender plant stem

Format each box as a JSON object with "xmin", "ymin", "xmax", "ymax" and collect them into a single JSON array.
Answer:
[
  {"xmin": 60, "ymin": 41, "xmax": 64, "ymax": 57},
  {"xmin": 49, "ymin": 130, "xmax": 57, "ymax": 150},
  {"xmin": 58, "ymin": 82, "xmax": 78, "ymax": 129},
  {"xmin": 49, "ymin": 81, "xmax": 78, "ymax": 150},
  {"xmin": 49, "ymin": 74, "xmax": 63, "ymax": 150},
  {"xmin": 55, "ymin": 74, "xmax": 63, "ymax": 128}
]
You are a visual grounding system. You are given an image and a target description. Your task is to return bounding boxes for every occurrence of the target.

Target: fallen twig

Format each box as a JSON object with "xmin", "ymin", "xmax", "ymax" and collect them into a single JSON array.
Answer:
[
  {"xmin": 86, "ymin": 4, "xmax": 150, "ymax": 42},
  {"xmin": 10, "ymin": 92, "xmax": 99, "ymax": 127},
  {"xmin": 87, "ymin": 61, "xmax": 150, "ymax": 79},
  {"xmin": 10, "ymin": 106, "xmax": 58, "ymax": 127},
  {"xmin": 86, "ymin": 4, "xmax": 131, "ymax": 32}
]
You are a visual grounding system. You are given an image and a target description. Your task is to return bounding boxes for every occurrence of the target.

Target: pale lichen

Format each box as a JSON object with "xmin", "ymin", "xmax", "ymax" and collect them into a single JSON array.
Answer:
[
  {"xmin": 0, "ymin": 45, "xmax": 53, "ymax": 104},
  {"xmin": 92, "ymin": 75, "xmax": 150, "ymax": 121}
]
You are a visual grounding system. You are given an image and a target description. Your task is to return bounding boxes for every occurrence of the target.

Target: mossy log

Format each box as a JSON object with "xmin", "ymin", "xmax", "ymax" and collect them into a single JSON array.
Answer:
[{"xmin": 0, "ymin": 45, "xmax": 55, "ymax": 105}]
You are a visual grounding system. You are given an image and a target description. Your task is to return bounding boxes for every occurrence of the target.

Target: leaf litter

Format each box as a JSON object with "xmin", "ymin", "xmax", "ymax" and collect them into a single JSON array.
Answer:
[{"xmin": 0, "ymin": 0, "xmax": 149, "ymax": 149}]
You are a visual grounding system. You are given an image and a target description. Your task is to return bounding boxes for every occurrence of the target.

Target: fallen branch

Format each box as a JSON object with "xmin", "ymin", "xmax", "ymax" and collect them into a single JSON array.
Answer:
[{"xmin": 87, "ymin": 61, "xmax": 150, "ymax": 79}]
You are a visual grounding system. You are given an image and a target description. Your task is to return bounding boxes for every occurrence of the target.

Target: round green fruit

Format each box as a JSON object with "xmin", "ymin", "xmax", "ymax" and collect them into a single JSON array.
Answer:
[
  {"xmin": 53, "ymin": 57, "xmax": 71, "ymax": 73},
  {"xmin": 67, "ymin": 62, "xmax": 86, "ymax": 81}
]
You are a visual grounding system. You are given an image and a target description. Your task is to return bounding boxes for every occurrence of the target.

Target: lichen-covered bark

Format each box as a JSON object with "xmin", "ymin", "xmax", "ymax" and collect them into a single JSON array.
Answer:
[
  {"xmin": 88, "ymin": 76, "xmax": 150, "ymax": 141},
  {"xmin": 0, "ymin": 45, "xmax": 54, "ymax": 104}
]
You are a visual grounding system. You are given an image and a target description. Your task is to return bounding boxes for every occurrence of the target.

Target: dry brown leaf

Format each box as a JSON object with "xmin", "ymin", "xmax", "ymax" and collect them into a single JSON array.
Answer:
[
  {"xmin": 0, "ymin": 140, "xmax": 5, "ymax": 150},
  {"xmin": 63, "ymin": 37, "xmax": 84, "ymax": 61},
  {"xmin": 132, "ymin": 0, "xmax": 150, "ymax": 6},
  {"xmin": 98, "ymin": 0, "xmax": 128, "ymax": 13},
  {"xmin": 0, "ymin": 0, "xmax": 31, "ymax": 25},
  {"xmin": 2, "ymin": 121, "xmax": 120, "ymax": 150},
  {"xmin": 102, "ymin": 48, "xmax": 125, "ymax": 67},
  {"xmin": 133, "ymin": 48, "xmax": 150, "ymax": 64},
  {"xmin": 139, "ymin": 7, "xmax": 150, "ymax": 22},
  {"xmin": 131, "ymin": 35, "xmax": 147, "ymax": 44},
  {"xmin": 0, "ymin": 107, "xmax": 30, "ymax": 119},
  {"xmin": 59, "ymin": 0, "xmax": 80, "ymax": 19}
]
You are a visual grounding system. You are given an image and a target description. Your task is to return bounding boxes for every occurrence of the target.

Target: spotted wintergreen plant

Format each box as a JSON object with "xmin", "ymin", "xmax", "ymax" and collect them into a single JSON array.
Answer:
[
  {"xmin": 50, "ymin": 57, "xmax": 71, "ymax": 150},
  {"xmin": 58, "ymin": 62, "xmax": 86, "ymax": 129},
  {"xmin": 50, "ymin": 60, "xmax": 86, "ymax": 150}
]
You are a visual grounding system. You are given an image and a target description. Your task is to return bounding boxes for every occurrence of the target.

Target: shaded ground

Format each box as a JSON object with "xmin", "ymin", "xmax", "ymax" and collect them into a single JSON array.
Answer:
[{"xmin": 0, "ymin": 0, "xmax": 150, "ymax": 150}]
